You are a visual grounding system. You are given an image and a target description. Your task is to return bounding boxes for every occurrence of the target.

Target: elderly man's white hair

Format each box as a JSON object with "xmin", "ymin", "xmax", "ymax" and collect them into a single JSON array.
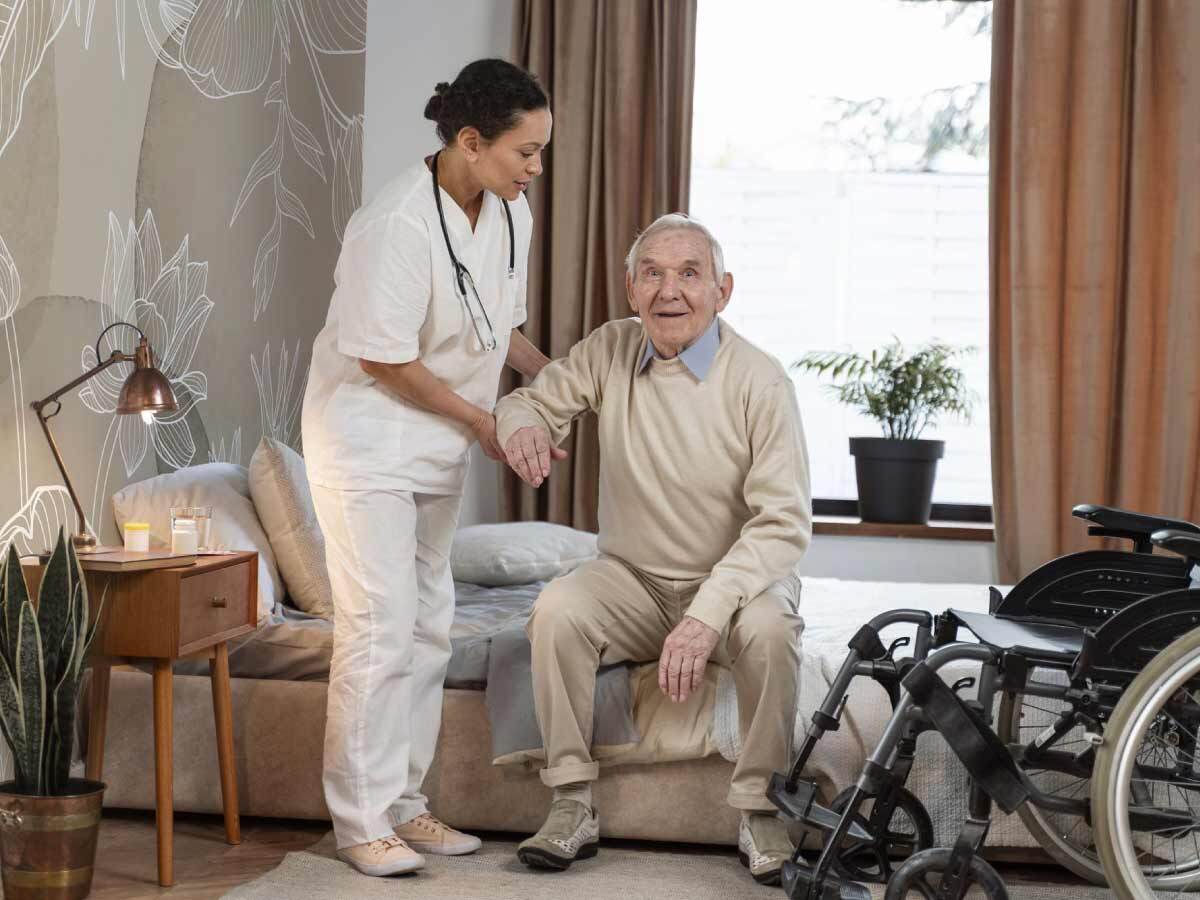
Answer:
[{"xmin": 625, "ymin": 213, "xmax": 726, "ymax": 283}]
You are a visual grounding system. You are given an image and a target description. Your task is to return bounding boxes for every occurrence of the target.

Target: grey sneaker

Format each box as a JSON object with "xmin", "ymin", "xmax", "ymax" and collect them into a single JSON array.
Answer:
[
  {"xmin": 517, "ymin": 799, "xmax": 600, "ymax": 870},
  {"xmin": 738, "ymin": 813, "xmax": 794, "ymax": 885}
]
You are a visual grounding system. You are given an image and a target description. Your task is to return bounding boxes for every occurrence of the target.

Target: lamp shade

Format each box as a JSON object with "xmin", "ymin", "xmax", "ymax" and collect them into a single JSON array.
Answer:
[{"xmin": 116, "ymin": 339, "xmax": 178, "ymax": 415}]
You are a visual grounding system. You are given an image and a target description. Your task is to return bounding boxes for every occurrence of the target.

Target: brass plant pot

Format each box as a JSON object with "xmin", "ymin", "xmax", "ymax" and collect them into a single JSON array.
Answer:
[{"xmin": 0, "ymin": 779, "xmax": 105, "ymax": 899}]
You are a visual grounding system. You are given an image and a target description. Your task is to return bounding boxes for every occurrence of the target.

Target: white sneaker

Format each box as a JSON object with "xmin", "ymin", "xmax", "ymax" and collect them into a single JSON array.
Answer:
[
  {"xmin": 394, "ymin": 812, "xmax": 482, "ymax": 855},
  {"xmin": 738, "ymin": 814, "xmax": 793, "ymax": 885},
  {"xmin": 337, "ymin": 835, "xmax": 425, "ymax": 876}
]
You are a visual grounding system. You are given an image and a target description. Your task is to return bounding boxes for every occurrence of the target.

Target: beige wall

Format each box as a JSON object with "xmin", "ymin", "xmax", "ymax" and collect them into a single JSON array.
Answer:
[{"xmin": 0, "ymin": 2, "xmax": 366, "ymax": 550}]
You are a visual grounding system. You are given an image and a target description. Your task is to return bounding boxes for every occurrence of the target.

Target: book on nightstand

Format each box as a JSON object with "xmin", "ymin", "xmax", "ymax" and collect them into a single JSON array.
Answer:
[{"xmin": 36, "ymin": 548, "xmax": 198, "ymax": 571}]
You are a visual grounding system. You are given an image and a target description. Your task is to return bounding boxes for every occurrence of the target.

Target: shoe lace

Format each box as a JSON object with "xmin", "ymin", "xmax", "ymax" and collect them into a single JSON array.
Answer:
[
  {"xmin": 412, "ymin": 813, "xmax": 445, "ymax": 834},
  {"xmin": 368, "ymin": 835, "xmax": 410, "ymax": 854}
]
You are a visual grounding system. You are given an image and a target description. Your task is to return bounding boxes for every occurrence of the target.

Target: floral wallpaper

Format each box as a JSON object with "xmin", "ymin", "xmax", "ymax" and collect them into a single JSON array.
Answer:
[{"xmin": 0, "ymin": 0, "xmax": 365, "ymax": 551}]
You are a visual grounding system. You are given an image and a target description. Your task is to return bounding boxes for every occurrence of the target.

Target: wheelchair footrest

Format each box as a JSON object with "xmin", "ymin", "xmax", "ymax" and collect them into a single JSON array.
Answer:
[
  {"xmin": 782, "ymin": 860, "xmax": 872, "ymax": 900},
  {"xmin": 768, "ymin": 773, "xmax": 872, "ymax": 842}
]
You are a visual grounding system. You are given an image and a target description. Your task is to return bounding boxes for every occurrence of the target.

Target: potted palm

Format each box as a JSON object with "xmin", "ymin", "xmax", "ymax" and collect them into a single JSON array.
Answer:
[
  {"xmin": 792, "ymin": 340, "xmax": 976, "ymax": 524},
  {"xmin": 0, "ymin": 529, "xmax": 104, "ymax": 899}
]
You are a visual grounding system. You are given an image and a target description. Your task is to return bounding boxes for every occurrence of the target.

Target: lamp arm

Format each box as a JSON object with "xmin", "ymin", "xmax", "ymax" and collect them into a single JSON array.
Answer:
[
  {"xmin": 30, "ymin": 353, "xmax": 130, "ymax": 412},
  {"xmin": 31, "ymin": 405, "xmax": 93, "ymax": 546},
  {"xmin": 29, "ymin": 351, "xmax": 134, "ymax": 550}
]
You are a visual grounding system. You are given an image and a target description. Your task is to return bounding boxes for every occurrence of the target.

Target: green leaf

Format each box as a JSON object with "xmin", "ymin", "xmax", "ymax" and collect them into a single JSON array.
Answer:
[
  {"xmin": 1, "ymin": 543, "xmax": 28, "ymax": 672},
  {"xmin": 37, "ymin": 529, "xmax": 75, "ymax": 707},
  {"xmin": 0, "ymin": 656, "xmax": 26, "ymax": 789},
  {"xmin": 16, "ymin": 601, "xmax": 45, "ymax": 795}
]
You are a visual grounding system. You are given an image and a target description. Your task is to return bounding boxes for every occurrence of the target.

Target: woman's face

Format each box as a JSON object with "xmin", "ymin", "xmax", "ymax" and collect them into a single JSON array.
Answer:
[{"xmin": 467, "ymin": 108, "xmax": 553, "ymax": 202}]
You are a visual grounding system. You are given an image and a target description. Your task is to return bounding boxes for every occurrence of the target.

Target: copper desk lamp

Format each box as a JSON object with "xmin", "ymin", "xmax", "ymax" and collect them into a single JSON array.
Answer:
[{"xmin": 30, "ymin": 322, "xmax": 178, "ymax": 551}]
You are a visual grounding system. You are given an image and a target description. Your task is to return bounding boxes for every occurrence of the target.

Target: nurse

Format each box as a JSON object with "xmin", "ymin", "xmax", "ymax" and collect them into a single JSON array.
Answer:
[{"xmin": 301, "ymin": 59, "xmax": 555, "ymax": 877}]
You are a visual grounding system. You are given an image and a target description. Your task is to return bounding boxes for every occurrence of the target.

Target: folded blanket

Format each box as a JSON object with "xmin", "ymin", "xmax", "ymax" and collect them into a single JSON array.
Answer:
[{"xmin": 485, "ymin": 628, "xmax": 641, "ymax": 764}]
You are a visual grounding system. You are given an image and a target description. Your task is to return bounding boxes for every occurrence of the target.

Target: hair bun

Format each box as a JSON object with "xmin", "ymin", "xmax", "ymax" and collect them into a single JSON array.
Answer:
[{"xmin": 423, "ymin": 92, "xmax": 444, "ymax": 121}]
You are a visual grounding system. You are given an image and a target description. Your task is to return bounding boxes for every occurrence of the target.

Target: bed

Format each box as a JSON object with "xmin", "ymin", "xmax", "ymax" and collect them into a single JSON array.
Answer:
[
  {"xmin": 97, "ymin": 570, "xmax": 1032, "ymax": 850},
  {"xmin": 92, "ymin": 456, "xmax": 1030, "ymax": 850}
]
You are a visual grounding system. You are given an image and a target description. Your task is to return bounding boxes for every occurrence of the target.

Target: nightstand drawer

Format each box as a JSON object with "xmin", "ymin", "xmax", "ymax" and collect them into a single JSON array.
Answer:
[{"xmin": 179, "ymin": 563, "xmax": 252, "ymax": 650}]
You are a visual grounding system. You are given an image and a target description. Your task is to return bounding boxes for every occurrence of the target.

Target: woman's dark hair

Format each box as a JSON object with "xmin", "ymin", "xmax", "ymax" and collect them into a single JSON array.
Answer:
[{"xmin": 423, "ymin": 59, "xmax": 548, "ymax": 145}]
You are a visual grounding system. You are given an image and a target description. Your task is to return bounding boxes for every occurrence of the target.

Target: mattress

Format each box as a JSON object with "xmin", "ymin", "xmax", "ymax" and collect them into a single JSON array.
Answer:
[{"xmin": 169, "ymin": 580, "xmax": 545, "ymax": 686}]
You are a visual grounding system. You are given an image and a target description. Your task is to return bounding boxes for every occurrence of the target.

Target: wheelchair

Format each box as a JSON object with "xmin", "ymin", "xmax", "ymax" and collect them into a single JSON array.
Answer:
[{"xmin": 768, "ymin": 503, "xmax": 1200, "ymax": 900}]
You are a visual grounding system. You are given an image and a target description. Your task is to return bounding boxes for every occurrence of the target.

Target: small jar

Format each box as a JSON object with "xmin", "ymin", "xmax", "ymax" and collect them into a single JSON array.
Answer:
[
  {"xmin": 123, "ymin": 522, "xmax": 150, "ymax": 553},
  {"xmin": 170, "ymin": 519, "xmax": 198, "ymax": 555}
]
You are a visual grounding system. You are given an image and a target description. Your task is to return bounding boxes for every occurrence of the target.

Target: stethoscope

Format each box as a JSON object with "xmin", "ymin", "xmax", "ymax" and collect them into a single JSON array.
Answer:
[{"xmin": 431, "ymin": 150, "xmax": 514, "ymax": 352}]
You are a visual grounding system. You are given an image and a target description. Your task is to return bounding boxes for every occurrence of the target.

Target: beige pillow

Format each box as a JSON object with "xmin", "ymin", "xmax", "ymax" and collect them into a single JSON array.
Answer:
[
  {"xmin": 111, "ymin": 463, "xmax": 281, "ymax": 619},
  {"xmin": 248, "ymin": 438, "xmax": 333, "ymax": 619}
]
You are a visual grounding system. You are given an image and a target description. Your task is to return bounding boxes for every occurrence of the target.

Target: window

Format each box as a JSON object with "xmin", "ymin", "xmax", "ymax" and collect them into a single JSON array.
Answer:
[{"xmin": 690, "ymin": 0, "xmax": 993, "ymax": 515}]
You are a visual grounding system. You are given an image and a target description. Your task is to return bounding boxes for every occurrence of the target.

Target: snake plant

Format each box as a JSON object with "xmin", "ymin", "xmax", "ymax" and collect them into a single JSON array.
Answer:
[{"xmin": 0, "ymin": 528, "xmax": 102, "ymax": 795}]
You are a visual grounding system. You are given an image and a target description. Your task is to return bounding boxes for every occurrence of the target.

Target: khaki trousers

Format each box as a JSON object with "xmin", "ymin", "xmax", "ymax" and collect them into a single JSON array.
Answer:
[{"xmin": 527, "ymin": 556, "xmax": 803, "ymax": 811}]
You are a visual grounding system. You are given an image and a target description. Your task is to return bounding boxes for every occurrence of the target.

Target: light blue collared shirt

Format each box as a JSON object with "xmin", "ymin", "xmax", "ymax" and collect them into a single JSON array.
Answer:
[{"xmin": 637, "ymin": 317, "xmax": 721, "ymax": 381}]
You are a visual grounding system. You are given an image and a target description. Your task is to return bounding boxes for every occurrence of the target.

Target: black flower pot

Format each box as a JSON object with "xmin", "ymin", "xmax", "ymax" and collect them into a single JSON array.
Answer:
[{"xmin": 848, "ymin": 437, "xmax": 945, "ymax": 524}]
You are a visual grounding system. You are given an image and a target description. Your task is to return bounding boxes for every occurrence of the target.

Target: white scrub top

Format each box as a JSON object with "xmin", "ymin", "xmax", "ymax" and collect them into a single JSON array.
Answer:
[{"xmin": 301, "ymin": 159, "xmax": 532, "ymax": 493}]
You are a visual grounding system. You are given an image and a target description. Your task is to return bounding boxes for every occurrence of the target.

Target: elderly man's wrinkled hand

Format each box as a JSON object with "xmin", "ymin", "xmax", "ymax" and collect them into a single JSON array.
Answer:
[
  {"xmin": 659, "ymin": 616, "xmax": 720, "ymax": 704},
  {"xmin": 504, "ymin": 425, "xmax": 567, "ymax": 488}
]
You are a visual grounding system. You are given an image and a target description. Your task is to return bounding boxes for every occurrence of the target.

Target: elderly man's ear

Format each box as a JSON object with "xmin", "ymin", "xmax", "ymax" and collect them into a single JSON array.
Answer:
[{"xmin": 716, "ymin": 272, "xmax": 733, "ymax": 311}]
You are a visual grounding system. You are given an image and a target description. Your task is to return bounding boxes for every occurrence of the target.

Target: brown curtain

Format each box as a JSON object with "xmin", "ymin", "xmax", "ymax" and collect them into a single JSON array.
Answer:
[
  {"xmin": 990, "ymin": 0, "xmax": 1200, "ymax": 582},
  {"xmin": 503, "ymin": 0, "xmax": 697, "ymax": 529}
]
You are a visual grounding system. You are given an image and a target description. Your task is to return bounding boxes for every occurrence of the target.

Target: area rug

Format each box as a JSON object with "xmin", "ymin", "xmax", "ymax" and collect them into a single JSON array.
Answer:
[{"xmin": 222, "ymin": 833, "xmax": 1116, "ymax": 900}]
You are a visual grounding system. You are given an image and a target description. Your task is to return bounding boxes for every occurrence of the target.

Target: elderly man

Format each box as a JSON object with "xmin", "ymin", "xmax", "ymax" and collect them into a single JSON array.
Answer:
[{"xmin": 495, "ymin": 213, "xmax": 811, "ymax": 884}]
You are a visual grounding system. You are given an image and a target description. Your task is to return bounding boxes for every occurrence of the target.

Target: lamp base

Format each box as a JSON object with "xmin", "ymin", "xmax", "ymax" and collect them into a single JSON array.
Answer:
[{"xmin": 72, "ymin": 533, "xmax": 100, "ymax": 553}]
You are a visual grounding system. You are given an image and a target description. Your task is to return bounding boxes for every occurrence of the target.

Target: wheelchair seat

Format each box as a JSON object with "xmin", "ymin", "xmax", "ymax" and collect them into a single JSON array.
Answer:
[{"xmin": 946, "ymin": 609, "xmax": 1084, "ymax": 662}]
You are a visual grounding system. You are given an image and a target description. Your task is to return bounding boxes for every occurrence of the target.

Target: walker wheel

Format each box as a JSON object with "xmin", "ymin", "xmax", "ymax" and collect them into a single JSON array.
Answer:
[
  {"xmin": 829, "ymin": 786, "xmax": 934, "ymax": 883},
  {"xmin": 883, "ymin": 848, "xmax": 1008, "ymax": 900}
]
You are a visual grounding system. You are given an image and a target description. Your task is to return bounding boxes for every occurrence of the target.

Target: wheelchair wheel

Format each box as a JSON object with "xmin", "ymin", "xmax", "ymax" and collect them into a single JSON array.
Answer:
[
  {"xmin": 829, "ymin": 786, "xmax": 934, "ymax": 883},
  {"xmin": 883, "ymin": 848, "xmax": 1008, "ymax": 900},
  {"xmin": 996, "ymin": 682, "xmax": 1106, "ymax": 883},
  {"xmin": 1092, "ymin": 626, "xmax": 1200, "ymax": 899}
]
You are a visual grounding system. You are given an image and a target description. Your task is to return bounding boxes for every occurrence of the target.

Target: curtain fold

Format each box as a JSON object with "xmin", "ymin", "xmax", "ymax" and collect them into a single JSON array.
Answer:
[
  {"xmin": 505, "ymin": 0, "xmax": 697, "ymax": 529},
  {"xmin": 990, "ymin": 0, "xmax": 1200, "ymax": 582}
]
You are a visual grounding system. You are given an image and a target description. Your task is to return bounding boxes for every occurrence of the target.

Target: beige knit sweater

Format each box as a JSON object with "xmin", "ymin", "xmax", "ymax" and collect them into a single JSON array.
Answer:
[{"xmin": 495, "ymin": 317, "xmax": 812, "ymax": 633}]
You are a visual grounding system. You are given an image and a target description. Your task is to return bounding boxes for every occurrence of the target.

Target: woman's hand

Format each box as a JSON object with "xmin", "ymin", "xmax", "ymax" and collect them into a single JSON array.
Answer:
[{"xmin": 471, "ymin": 411, "xmax": 506, "ymax": 462}]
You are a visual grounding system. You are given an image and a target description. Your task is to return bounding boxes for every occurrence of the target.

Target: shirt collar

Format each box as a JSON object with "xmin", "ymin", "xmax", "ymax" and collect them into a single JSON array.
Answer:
[{"xmin": 638, "ymin": 317, "xmax": 721, "ymax": 381}]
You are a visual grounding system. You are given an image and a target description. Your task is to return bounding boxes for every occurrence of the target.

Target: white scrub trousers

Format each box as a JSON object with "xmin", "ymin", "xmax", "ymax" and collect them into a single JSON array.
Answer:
[{"xmin": 310, "ymin": 485, "xmax": 462, "ymax": 849}]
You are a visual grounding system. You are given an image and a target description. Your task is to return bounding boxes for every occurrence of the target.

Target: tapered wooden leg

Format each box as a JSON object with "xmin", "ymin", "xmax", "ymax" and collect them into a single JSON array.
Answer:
[
  {"xmin": 85, "ymin": 662, "xmax": 111, "ymax": 782},
  {"xmin": 152, "ymin": 659, "xmax": 174, "ymax": 887},
  {"xmin": 210, "ymin": 642, "xmax": 241, "ymax": 844}
]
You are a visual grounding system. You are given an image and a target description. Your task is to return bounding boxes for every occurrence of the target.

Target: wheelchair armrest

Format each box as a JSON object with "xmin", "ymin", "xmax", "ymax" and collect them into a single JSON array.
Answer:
[
  {"xmin": 1072, "ymin": 504, "xmax": 1200, "ymax": 537},
  {"xmin": 1151, "ymin": 529, "xmax": 1200, "ymax": 564}
]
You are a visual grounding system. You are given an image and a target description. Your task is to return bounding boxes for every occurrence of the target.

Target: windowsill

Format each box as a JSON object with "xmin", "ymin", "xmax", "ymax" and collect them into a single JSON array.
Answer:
[{"xmin": 813, "ymin": 515, "xmax": 995, "ymax": 543}]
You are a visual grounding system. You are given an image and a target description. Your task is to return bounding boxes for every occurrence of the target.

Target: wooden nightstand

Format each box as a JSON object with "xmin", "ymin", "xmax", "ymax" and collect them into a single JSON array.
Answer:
[{"xmin": 28, "ymin": 551, "xmax": 259, "ymax": 887}]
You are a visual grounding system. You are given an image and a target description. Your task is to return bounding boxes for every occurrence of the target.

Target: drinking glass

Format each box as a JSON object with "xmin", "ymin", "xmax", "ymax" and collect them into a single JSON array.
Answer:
[{"xmin": 169, "ymin": 506, "xmax": 213, "ymax": 551}]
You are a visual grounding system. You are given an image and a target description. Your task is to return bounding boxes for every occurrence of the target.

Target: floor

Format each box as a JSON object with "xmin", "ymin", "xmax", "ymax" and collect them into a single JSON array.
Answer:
[
  {"xmin": 89, "ymin": 811, "xmax": 327, "ymax": 899},
  {"xmin": 88, "ymin": 811, "xmax": 1086, "ymax": 899}
]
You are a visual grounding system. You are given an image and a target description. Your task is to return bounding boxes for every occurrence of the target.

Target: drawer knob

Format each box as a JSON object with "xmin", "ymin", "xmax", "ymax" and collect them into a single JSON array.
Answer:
[{"xmin": 210, "ymin": 596, "xmax": 228, "ymax": 609}]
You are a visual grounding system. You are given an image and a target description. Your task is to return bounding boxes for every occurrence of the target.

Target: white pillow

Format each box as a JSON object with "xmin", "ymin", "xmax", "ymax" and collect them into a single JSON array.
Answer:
[
  {"xmin": 111, "ymin": 463, "xmax": 282, "ymax": 619},
  {"xmin": 248, "ymin": 438, "xmax": 333, "ymax": 620},
  {"xmin": 450, "ymin": 522, "xmax": 599, "ymax": 586}
]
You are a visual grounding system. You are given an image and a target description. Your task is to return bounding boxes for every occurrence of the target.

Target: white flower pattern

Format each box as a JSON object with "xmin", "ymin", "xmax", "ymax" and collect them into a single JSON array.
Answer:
[{"xmin": 79, "ymin": 211, "xmax": 213, "ymax": 480}]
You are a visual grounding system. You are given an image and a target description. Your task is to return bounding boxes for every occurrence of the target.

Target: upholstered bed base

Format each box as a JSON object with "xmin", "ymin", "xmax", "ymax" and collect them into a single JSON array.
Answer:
[{"xmin": 92, "ymin": 668, "xmax": 743, "ymax": 844}]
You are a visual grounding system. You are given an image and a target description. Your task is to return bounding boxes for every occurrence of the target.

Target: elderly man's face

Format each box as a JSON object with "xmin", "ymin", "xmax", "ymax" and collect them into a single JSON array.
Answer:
[{"xmin": 625, "ymin": 229, "xmax": 733, "ymax": 358}]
